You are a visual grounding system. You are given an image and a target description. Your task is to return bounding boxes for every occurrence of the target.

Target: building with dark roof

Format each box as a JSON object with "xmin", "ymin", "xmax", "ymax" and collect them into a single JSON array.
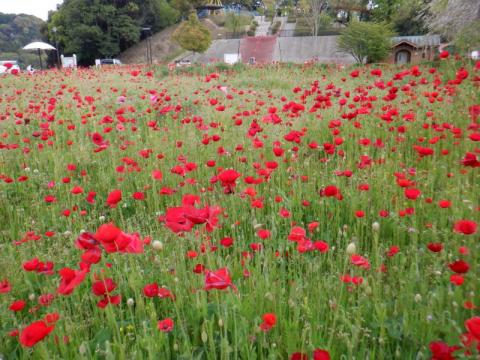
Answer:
[{"xmin": 388, "ymin": 35, "xmax": 442, "ymax": 64}]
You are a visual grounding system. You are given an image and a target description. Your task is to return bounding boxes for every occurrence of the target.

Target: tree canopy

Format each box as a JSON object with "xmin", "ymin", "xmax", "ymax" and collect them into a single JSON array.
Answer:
[
  {"xmin": 47, "ymin": 0, "xmax": 180, "ymax": 65},
  {"xmin": 0, "ymin": 13, "xmax": 46, "ymax": 66},
  {"xmin": 338, "ymin": 21, "xmax": 395, "ymax": 63},
  {"xmin": 425, "ymin": 0, "xmax": 480, "ymax": 49},
  {"xmin": 172, "ymin": 13, "xmax": 212, "ymax": 53}
]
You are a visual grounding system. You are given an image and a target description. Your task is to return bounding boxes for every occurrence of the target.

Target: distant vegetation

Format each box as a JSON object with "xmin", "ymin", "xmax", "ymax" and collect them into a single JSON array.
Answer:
[
  {"xmin": 172, "ymin": 13, "xmax": 212, "ymax": 54},
  {"xmin": 46, "ymin": 0, "xmax": 188, "ymax": 65},
  {"xmin": 0, "ymin": 13, "xmax": 46, "ymax": 67}
]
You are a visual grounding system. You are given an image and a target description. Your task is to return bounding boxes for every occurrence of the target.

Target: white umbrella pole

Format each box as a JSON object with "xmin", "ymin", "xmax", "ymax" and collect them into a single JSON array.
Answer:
[{"xmin": 38, "ymin": 49, "xmax": 43, "ymax": 70}]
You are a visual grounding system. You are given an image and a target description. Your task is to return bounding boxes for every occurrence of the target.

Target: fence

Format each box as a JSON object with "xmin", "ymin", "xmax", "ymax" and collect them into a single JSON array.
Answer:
[
  {"xmin": 278, "ymin": 29, "xmax": 342, "ymax": 37},
  {"xmin": 225, "ymin": 32, "xmax": 249, "ymax": 39}
]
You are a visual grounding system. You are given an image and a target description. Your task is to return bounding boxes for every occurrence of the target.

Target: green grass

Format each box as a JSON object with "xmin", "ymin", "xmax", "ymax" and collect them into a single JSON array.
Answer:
[{"xmin": 0, "ymin": 60, "xmax": 479, "ymax": 359}]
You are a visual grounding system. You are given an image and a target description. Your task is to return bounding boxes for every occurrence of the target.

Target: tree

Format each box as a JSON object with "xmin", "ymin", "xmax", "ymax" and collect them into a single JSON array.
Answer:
[
  {"xmin": 337, "ymin": 21, "xmax": 395, "ymax": 63},
  {"xmin": 390, "ymin": 0, "xmax": 427, "ymax": 35},
  {"xmin": 46, "ymin": 0, "xmax": 179, "ymax": 65},
  {"xmin": 424, "ymin": 0, "xmax": 480, "ymax": 42},
  {"xmin": 452, "ymin": 21, "xmax": 480, "ymax": 53},
  {"xmin": 141, "ymin": 0, "xmax": 179, "ymax": 32},
  {"xmin": 225, "ymin": 13, "xmax": 251, "ymax": 34},
  {"xmin": 298, "ymin": 0, "xmax": 328, "ymax": 36},
  {"xmin": 172, "ymin": 13, "xmax": 212, "ymax": 54},
  {"xmin": 0, "ymin": 13, "xmax": 45, "ymax": 67},
  {"xmin": 367, "ymin": 0, "xmax": 428, "ymax": 35},
  {"xmin": 171, "ymin": 0, "xmax": 205, "ymax": 18}
]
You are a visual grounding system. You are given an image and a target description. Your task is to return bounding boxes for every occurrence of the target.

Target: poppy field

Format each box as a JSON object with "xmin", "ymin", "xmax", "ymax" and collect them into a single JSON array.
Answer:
[{"xmin": 0, "ymin": 59, "xmax": 479, "ymax": 359}]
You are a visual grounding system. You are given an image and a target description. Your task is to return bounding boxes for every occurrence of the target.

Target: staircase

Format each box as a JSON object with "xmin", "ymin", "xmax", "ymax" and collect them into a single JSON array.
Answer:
[{"xmin": 254, "ymin": 16, "xmax": 271, "ymax": 36}]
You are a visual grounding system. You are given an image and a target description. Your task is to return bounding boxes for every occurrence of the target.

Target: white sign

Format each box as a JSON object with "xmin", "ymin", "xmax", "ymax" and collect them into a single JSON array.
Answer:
[
  {"xmin": 224, "ymin": 53, "xmax": 240, "ymax": 64},
  {"xmin": 61, "ymin": 54, "xmax": 77, "ymax": 68}
]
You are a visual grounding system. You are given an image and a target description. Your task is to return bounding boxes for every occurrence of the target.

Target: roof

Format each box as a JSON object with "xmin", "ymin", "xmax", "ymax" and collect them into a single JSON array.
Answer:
[{"xmin": 391, "ymin": 35, "xmax": 441, "ymax": 48}]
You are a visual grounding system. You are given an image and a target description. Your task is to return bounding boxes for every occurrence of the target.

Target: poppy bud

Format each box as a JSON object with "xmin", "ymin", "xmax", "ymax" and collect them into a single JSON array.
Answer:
[
  {"xmin": 346, "ymin": 242, "xmax": 356, "ymax": 255},
  {"xmin": 372, "ymin": 222, "xmax": 380, "ymax": 232},
  {"xmin": 414, "ymin": 294, "xmax": 422, "ymax": 303},
  {"xmin": 152, "ymin": 240, "xmax": 164, "ymax": 251}
]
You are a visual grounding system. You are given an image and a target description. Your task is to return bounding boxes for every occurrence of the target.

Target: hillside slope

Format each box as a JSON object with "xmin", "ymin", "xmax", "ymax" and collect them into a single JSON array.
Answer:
[
  {"xmin": 0, "ymin": 13, "xmax": 45, "ymax": 66},
  {"xmin": 118, "ymin": 19, "xmax": 226, "ymax": 64}
]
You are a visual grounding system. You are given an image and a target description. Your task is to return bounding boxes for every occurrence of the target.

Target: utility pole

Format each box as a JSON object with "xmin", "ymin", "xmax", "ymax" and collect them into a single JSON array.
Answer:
[
  {"xmin": 142, "ymin": 27, "xmax": 153, "ymax": 65},
  {"xmin": 52, "ymin": 27, "xmax": 61, "ymax": 68}
]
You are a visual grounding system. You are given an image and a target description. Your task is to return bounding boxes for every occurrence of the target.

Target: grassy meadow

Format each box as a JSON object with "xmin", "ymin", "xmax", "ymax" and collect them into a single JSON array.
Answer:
[{"xmin": 0, "ymin": 60, "xmax": 479, "ymax": 359}]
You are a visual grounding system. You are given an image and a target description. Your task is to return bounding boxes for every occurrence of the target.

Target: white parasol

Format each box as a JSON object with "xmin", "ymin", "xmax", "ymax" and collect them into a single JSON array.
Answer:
[{"xmin": 22, "ymin": 42, "xmax": 57, "ymax": 70}]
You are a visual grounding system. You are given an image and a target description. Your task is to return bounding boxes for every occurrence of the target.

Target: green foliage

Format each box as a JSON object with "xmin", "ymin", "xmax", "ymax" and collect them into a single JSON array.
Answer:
[
  {"xmin": 338, "ymin": 21, "xmax": 395, "ymax": 63},
  {"xmin": 317, "ymin": 13, "xmax": 333, "ymax": 30},
  {"xmin": 371, "ymin": 0, "xmax": 400, "ymax": 22},
  {"xmin": 141, "ymin": 0, "xmax": 179, "ymax": 32},
  {"xmin": 225, "ymin": 13, "xmax": 252, "ymax": 34},
  {"xmin": 453, "ymin": 21, "xmax": 480, "ymax": 53},
  {"xmin": 425, "ymin": 0, "xmax": 480, "ymax": 42},
  {"xmin": 0, "ymin": 60, "xmax": 479, "ymax": 360},
  {"xmin": 171, "ymin": 0, "xmax": 205, "ymax": 17},
  {"xmin": 46, "ymin": 0, "xmax": 180, "ymax": 65},
  {"xmin": 369, "ymin": 0, "xmax": 429, "ymax": 35},
  {"xmin": 0, "ymin": 13, "xmax": 45, "ymax": 66},
  {"xmin": 172, "ymin": 13, "xmax": 212, "ymax": 53},
  {"xmin": 271, "ymin": 20, "xmax": 282, "ymax": 34}
]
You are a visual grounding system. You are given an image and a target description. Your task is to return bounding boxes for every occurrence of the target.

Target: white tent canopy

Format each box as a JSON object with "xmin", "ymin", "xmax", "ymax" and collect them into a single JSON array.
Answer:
[
  {"xmin": 22, "ymin": 42, "xmax": 57, "ymax": 70},
  {"xmin": 23, "ymin": 42, "xmax": 56, "ymax": 51}
]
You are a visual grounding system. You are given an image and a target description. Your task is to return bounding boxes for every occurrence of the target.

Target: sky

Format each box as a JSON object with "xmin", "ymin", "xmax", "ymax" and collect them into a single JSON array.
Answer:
[{"xmin": 1, "ymin": 0, "xmax": 64, "ymax": 20}]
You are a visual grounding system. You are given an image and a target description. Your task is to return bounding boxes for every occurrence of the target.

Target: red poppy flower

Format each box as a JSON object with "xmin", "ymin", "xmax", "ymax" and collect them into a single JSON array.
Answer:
[
  {"xmin": 355, "ymin": 210, "xmax": 365, "ymax": 218},
  {"xmin": 404, "ymin": 188, "xmax": 421, "ymax": 200},
  {"xmin": 204, "ymin": 268, "xmax": 236, "ymax": 292},
  {"xmin": 9, "ymin": 300, "xmax": 26, "ymax": 312},
  {"xmin": 132, "ymin": 191, "xmax": 145, "ymax": 200},
  {"xmin": 260, "ymin": 313, "xmax": 276, "ymax": 332},
  {"xmin": 106, "ymin": 189, "xmax": 122, "ymax": 208},
  {"xmin": 0, "ymin": 279, "xmax": 11, "ymax": 293},
  {"xmin": 429, "ymin": 341, "xmax": 460, "ymax": 360},
  {"xmin": 461, "ymin": 152, "xmax": 480, "ymax": 167},
  {"xmin": 290, "ymin": 353, "xmax": 308, "ymax": 360},
  {"xmin": 143, "ymin": 283, "xmax": 159, "ymax": 298},
  {"xmin": 453, "ymin": 220, "xmax": 477, "ymax": 235},
  {"xmin": 57, "ymin": 267, "xmax": 88, "ymax": 295},
  {"xmin": 350, "ymin": 254, "xmax": 370, "ymax": 269},
  {"xmin": 158, "ymin": 318, "xmax": 174, "ymax": 332},
  {"xmin": 427, "ymin": 243, "xmax": 443, "ymax": 253},
  {"xmin": 313, "ymin": 349, "xmax": 331, "ymax": 360},
  {"xmin": 81, "ymin": 248, "xmax": 102, "ymax": 264},
  {"xmin": 158, "ymin": 288, "xmax": 174, "ymax": 300},
  {"xmin": 288, "ymin": 226, "xmax": 306, "ymax": 242},
  {"xmin": 438, "ymin": 200, "xmax": 451, "ymax": 208},
  {"xmin": 150, "ymin": 169, "xmax": 163, "ymax": 181},
  {"xmin": 320, "ymin": 185, "xmax": 341, "ymax": 199},
  {"xmin": 217, "ymin": 169, "xmax": 241, "ymax": 193},
  {"xmin": 91, "ymin": 278, "xmax": 117, "ymax": 296},
  {"xmin": 450, "ymin": 274, "xmax": 464, "ymax": 286},
  {"xmin": 386, "ymin": 246, "xmax": 399, "ymax": 257},
  {"xmin": 19, "ymin": 320, "xmax": 55, "ymax": 347},
  {"xmin": 220, "ymin": 237, "xmax": 234, "ymax": 247},
  {"xmin": 163, "ymin": 207, "xmax": 194, "ymax": 233},
  {"xmin": 257, "ymin": 229, "xmax": 271, "ymax": 240},
  {"xmin": 95, "ymin": 222, "xmax": 120, "ymax": 241},
  {"xmin": 448, "ymin": 260, "xmax": 470, "ymax": 274},
  {"xmin": 465, "ymin": 317, "xmax": 480, "ymax": 340}
]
